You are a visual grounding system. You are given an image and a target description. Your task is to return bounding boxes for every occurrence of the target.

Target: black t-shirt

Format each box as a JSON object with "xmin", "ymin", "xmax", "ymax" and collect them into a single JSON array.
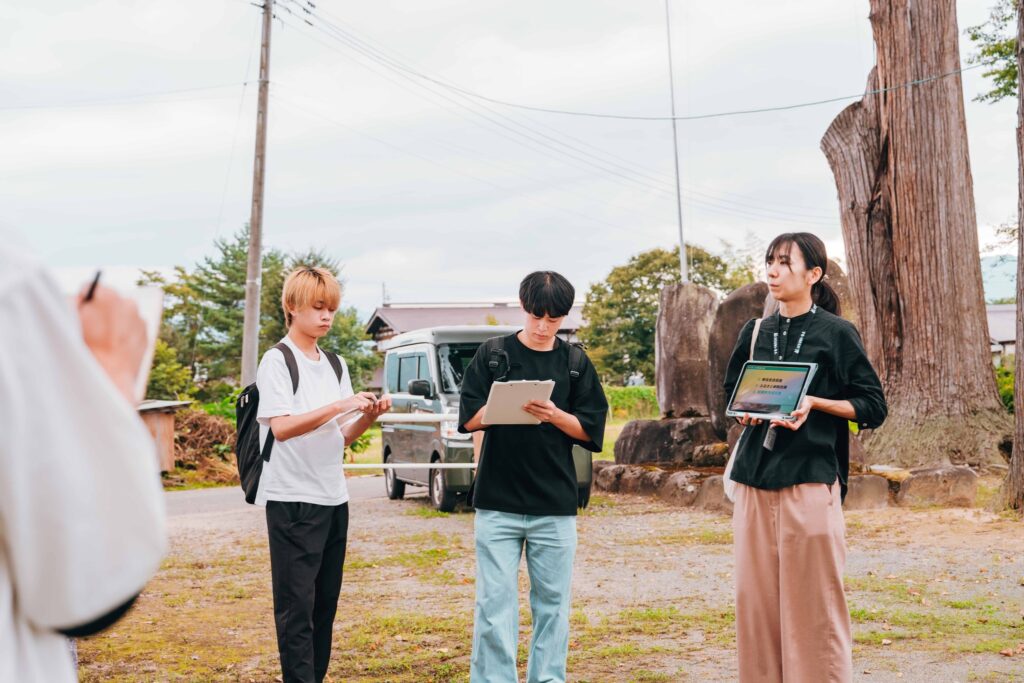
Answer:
[
  {"xmin": 458, "ymin": 333, "xmax": 608, "ymax": 516},
  {"xmin": 723, "ymin": 307, "xmax": 887, "ymax": 494}
]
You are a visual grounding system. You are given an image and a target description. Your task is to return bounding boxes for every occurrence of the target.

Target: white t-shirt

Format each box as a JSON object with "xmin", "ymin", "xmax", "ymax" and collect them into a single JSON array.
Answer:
[
  {"xmin": 255, "ymin": 336, "xmax": 354, "ymax": 506},
  {"xmin": 0, "ymin": 234, "xmax": 167, "ymax": 683}
]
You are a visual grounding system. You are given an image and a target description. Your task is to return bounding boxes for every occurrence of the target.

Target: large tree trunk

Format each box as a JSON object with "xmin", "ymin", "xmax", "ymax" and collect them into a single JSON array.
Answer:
[
  {"xmin": 821, "ymin": 0, "xmax": 1011, "ymax": 468},
  {"xmin": 1007, "ymin": 5, "xmax": 1024, "ymax": 510}
]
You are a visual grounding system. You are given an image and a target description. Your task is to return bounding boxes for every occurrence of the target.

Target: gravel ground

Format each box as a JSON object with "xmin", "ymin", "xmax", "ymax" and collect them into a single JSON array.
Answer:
[{"xmin": 77, "ymin": 483, "xmax": 1024, "ymax": 682}]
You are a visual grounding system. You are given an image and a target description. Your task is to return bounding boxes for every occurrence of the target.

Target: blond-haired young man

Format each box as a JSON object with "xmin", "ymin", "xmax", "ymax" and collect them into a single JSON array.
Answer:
[{"xmin": 256, "ymin": 267, "xmax": 390, "ymax": 683}]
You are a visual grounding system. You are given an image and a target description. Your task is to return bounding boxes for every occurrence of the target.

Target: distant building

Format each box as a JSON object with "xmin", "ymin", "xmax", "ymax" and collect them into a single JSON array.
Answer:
[
  {"xmin": 363, "ymin": 301, "xmax": 586, "ymax": 391},
  {"xmin": 988, "ymin": 303, "xmax": 1015, "ymax": 366}
]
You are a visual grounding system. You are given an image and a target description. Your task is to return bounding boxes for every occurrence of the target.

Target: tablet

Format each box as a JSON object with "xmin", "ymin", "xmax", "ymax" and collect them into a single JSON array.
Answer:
[
  {"xmin": 725, "ymin": 361, "xmax": 818, "ymax": 421},
  {"xmin": 482, "ymin": 380, "xmax": 556, "ymax": 425}
]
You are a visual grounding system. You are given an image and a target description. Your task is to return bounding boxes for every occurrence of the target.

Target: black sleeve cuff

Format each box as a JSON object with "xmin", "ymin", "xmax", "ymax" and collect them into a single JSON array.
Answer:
[{"xmin": 57, "ymin": 593, "xmax": 139, "ymax": 638}]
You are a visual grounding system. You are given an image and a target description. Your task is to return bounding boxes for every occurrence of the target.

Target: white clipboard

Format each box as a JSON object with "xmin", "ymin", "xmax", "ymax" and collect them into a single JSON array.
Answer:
[{"xmin": 481, "ymin": 380, "xmax": 555, "ymax": 425}]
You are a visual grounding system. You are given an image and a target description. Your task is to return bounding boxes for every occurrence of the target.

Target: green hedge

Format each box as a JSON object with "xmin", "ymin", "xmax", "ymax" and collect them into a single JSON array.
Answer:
[
  {"xmin": 605, "ymin": 386, "xmax": 659, "ymax": 420},
  {"xmin": 996, "ymin": 365, "xmax": 1014, "ymax": 412}
]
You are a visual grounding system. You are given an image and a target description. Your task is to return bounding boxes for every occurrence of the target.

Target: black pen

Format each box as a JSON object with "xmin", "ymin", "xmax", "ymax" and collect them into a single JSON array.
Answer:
[{"xmin": 82, "ymin": 270, "xmax": 102, "ymax": 303}]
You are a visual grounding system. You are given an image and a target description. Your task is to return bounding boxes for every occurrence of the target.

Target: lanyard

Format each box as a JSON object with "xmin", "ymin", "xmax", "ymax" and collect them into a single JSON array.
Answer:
[{"xmin": 772, "ymin": 304, "xmax": 817, "ymax": 361}]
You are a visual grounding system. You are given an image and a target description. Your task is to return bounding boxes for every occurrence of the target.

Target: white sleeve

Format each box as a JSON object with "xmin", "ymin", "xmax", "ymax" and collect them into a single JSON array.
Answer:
[
  {"xmin": 338, "ymin": 356, "xmax": 354, "ymax": 400},
  {"xmin": 0, "ymin": 270, "xmax": 166, "ymax": 630},
  {"xmin": 256, "ymin": 350, "xmax": 294, "ymax": 425}
]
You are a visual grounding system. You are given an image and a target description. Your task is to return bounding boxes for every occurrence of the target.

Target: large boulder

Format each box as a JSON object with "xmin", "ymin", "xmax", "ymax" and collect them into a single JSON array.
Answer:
[
  {"xmin": 695, "ymin": 475, "xmax": 734, "ymax": 514},
  {"xmin": 656, "ymin": 283, "xmax": 719, "ymax": 418},
  {"xmin": 658, "ymin": 470, "xmax": 703, "ymax": 507},
  {"xmin": 707, "ymin": 282, "xmax": 769, "ymax": 438},
  {"xmin": 895, "ymin": 466, "xmax": 978, "ymax": 508},
  {"xmin": 594, "ymin": 463, "xmax": 626, "ymax": 492},
  {"xmin": 614, "ymin": 417, "xmax": 719, "ymax": 466},
  {"xmin": 843, "ymin": 474, "xmax": 890, "ymax": 510}
]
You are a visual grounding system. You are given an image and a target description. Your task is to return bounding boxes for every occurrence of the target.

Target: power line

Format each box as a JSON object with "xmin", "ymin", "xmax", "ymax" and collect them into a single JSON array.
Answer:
[
  {"xmin": 0, "ymin": 82, "xmax": 253, "ymax": 111},
  {"xmin": 281, "ymin": 1, "xmax": 842, "ymax": 218},
  {"xmin": 274, "ymin": 5, "xmax": 838, "ymax": 227},
  {"xmin": 277, "ymin": 1, "xmax": 984, "ymax": 122}
]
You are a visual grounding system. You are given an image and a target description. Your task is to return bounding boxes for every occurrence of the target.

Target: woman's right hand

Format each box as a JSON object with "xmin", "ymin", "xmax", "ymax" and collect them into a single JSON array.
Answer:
[{"xmin": 736, "ymin": 413, "xmax": 763, "ymax": 427}]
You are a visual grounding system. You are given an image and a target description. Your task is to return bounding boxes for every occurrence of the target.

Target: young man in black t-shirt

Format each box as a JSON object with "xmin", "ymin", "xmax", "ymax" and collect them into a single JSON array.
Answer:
[{"xmin": 458, "ymin": 271, "xmax": 608, "ymax": 683}]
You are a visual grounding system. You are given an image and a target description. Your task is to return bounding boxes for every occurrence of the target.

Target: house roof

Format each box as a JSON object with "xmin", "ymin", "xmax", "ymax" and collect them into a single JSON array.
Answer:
[
  {"xmin": 138, "ymin": 399, "xmax": 193, "ymax": 413},
  {"xmin": 987, "ymin": 304, "xmax": 1016, "ymax": 344},
  {"xmin": 366, "ymin": 301, "xmax": 585, "ymax": 337}
]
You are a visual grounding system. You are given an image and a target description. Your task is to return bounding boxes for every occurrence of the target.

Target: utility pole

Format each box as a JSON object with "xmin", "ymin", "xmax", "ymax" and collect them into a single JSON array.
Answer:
[
  {"xmin": 663, "ymin": 0, "xmax": 688, "ymax": 283},
  {"xmin": 241, "ymin": 0, "xmax": 274, "ymax": 385}
]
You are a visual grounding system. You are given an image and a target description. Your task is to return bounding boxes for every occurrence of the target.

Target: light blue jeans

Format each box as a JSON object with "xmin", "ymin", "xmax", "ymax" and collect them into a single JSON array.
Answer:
[{"xmin": 470, "ymin": 509, "xmax": 577, "ymax": 683}]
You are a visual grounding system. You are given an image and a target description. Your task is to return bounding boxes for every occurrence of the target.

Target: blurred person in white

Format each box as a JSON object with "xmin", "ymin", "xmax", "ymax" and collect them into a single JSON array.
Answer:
[{"xmin": 0, "ymin": 230, "xmax": 167, "ymax": 682}]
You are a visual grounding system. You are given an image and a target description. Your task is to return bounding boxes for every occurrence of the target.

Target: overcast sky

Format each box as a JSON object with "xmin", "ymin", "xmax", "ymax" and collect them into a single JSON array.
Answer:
[{"xmin": 2, "ymin": 0, "xmax": 1018, "ymax": 318}]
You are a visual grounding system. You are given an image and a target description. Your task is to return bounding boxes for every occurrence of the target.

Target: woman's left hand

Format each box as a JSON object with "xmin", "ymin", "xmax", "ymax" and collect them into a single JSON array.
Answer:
[
  {"xmin": 523, "ymin": 399, "xmax": 559, "ymax": 423},
  {"xmin": 771, "ymin": 396, "xmax": 815, "ymax": 431}
]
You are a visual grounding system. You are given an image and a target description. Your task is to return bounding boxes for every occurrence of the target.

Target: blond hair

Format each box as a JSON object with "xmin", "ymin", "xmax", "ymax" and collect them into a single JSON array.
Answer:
[{"xmin": 281, "ymin": 266, "xmax": 341, "ymax": 327}]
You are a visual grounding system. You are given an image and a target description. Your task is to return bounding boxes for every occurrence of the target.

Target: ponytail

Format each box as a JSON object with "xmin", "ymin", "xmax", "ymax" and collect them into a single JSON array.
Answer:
[{"xmin": 812, "ymin": 278, "xmax": 840, "ymax": 315}]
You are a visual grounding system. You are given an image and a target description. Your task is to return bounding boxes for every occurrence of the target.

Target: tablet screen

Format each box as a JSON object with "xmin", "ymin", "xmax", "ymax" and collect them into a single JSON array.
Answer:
[{"xmin": 728, "ymin": 363, "xmax": 813, "ymax": 416}]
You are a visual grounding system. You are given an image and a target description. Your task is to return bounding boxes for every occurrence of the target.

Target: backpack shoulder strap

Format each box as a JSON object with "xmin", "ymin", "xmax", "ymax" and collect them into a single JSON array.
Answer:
[
  {"xmin": 324, "ymin": 351, "xmax": 344, "ymax": 384},
  {"xmin": 567, "ymin": 341, "xmax": 587, "ymax": 382},
  {"xmin": 273, "ymin": 342, "xmax": 300, "ymax": 394},
  {"xmin": 749, "ymin": 318, "xmax": 763, "ymax": 361},
  {"xmin": 485, "ymin": 336, "xmax": 508, "ymax": 380}
]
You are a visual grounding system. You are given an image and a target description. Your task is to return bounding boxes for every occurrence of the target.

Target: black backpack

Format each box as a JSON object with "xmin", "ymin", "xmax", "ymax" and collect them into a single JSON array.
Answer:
[
  {"xmin": 479, "ymin": 335, "xmax": 594, "ymax": 509},
  {"xmin": 235, "ymin": 343, "xmax": 344, "ymax": 504}
]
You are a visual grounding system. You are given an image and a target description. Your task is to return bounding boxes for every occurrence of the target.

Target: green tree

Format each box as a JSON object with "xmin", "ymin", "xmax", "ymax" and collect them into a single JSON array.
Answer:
[
  {"xmin": 146, "ymin": 339, "xmax": 195, "ymax": 399},
  {"xmin": 579, "ymin": 244, "xmax": 756, "ymax": 384},
  {"xmin": 967, "ymin": 0, "xmax": 1019, "ymax": 103}
]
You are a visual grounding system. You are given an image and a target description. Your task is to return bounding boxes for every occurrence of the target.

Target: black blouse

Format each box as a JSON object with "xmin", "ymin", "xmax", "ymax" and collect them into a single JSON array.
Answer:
[{"xmin": 723, "ymin": 307, "xmax": 887, "ymax": 496}]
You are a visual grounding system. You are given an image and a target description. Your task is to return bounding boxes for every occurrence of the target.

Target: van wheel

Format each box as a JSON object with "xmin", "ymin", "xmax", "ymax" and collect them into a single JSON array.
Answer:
[
  {"xmin": 429, "ymin": 464, "xmax": 457, "ymax": 513},
  {"xmin": 385, "ymin": 454, "xmax": 405, "ymax": 500}
]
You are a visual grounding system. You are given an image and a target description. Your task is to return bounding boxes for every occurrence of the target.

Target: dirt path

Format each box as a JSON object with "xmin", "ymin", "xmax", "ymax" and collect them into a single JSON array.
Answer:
[{"xmin": 78, "ymin": 487, "xmax": 1024, "ymax": 682}]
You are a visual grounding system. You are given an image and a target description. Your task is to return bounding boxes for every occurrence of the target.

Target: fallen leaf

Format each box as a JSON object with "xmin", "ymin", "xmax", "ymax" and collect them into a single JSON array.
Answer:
[{"xmin": 882, "ymin": 639, "xmax": 893, "ymax": 646}]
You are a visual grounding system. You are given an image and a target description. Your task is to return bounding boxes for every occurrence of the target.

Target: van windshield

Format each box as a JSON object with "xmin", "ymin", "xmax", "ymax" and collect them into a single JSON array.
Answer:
[{"xmin": 437, "ymin": 343, "xmax": 482, "ymax": 393}]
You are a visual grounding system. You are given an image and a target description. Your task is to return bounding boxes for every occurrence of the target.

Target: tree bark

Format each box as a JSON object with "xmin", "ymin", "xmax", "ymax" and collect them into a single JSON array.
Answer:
[
  {"xmin": 821, "ymin": 0, "xmax": 1011, "ymax": 468},
  {"xmin": 1007, "ymin": 4, "xmax": 1024, "ymax": 509}
]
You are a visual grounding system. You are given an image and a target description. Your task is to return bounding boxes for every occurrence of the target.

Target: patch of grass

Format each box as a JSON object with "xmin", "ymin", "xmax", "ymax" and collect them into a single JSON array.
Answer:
[
  {"xmin": 630, "ymin": 671, "xmax": 675, "ymax": 682},
  {"xmin": 406, "ymin": 505, "xmax": 453, "ymax": 519}
]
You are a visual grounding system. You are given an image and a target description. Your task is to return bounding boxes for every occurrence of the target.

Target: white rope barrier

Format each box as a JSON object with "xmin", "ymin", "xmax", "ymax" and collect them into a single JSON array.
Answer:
[
  {"xmin": 374, "ymin": 413, "xmax": 459, "ymax": 424},
  {"xmin": 343, "ymin": 462, "xmax": 477, "ymax": 470}
]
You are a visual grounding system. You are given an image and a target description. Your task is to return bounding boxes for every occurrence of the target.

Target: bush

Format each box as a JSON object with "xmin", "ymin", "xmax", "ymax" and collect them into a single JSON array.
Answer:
[
  {"xmin": 996, "ymin": 365, "xmax": 1014, "ymax": 412},
  {"xmin": 202, "ymin": 392, "xmax": 240, "ymax": 426},
  {"xmin": 605, "ymin": 386, "xmax": 659, "ymax": 420}
]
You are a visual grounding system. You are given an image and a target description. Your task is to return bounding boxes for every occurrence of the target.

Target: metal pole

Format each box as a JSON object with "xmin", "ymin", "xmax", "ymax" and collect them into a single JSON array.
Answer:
[
  {"xmin": 664, "ymin": 0, "xmax": 688, "ymax": 283},
  {"xmin": 241, "ymin": 0, "xmax": 274, "ymax": 385}
]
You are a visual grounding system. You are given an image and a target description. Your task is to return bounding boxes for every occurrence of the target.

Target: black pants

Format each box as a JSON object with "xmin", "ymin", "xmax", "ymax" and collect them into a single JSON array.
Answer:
[{"xmin": 266, "ymin": 501, "xmax": 348, "ymax": 683}]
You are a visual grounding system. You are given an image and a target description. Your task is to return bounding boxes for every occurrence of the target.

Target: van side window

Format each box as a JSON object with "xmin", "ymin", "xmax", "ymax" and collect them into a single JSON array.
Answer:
[
  {"xmin": 385, "ymin": 354, "xmax": 399, "ymax": 394},
  {"xmin": 416, "ymin": 353, "xmax": 431, "ymax": 381},
  {"xmin": 398, "ymin": 355, "xmax": 418, "ymax": 393}
]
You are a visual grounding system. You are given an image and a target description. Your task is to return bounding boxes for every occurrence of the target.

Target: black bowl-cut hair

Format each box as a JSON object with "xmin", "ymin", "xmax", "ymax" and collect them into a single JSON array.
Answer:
[{"xmin": 519, "ymin": 271, "xmax": 575, "ymax": 318}]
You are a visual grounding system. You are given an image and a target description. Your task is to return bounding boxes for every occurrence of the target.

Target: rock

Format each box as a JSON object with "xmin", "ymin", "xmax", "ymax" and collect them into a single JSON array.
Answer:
[
  {"xmin": 843, "ymin": 474, "xmax": 889, "ymax": 510},
  {"xmin": 707, "ymin": 282, "xmax": 769, "ymax": 438},
  {"xmin": 692, "ymin": 442, "xmax": 730, "ymax": 467},
  {"xmin": 614, "ymin": 418, "xmax": 719, "ymax": 466},
  {"xmin": 595, "ymin": 464, "xmax": 626, "ymax": 492},
  {"xmin": 619, "ymin": 466, "xmax": 646, "ymax": 494},
  {"xmin": 895, "ymin": 466, "xmax": 978, "ymax": 508},
  {"xmin": 640, "ymin": 469, "xmax": 667, "ymax": 495},
  {"xmin": 695, "ymin": 475, "xmax": 734, "ymax": 514},
  {"xmin": 658, "ymin": 470, "xmax": 703, "ymax": 507},
  {"xmin": 656, "ymin": 283, "xmax": 719, "ymax": 418},
  {"xmin": 727, "ymin": 423, "xmax": 744, "ymax": 452}
]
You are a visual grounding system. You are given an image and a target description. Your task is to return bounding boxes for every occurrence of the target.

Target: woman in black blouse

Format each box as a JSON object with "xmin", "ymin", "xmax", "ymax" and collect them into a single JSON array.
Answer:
[{"xmin": 723, "ymin": 233, "xmax": 886, "ymax": 683}]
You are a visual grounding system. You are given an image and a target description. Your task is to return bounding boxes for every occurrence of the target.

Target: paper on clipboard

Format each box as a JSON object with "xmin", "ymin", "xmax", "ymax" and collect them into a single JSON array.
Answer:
[
  {"xmin": 128, "ymin": 286, "xmax": 165, "ymax": 402},
  {"xmin": 481, "ymin": 380, "xmax": 555, "ymax": 425}
]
